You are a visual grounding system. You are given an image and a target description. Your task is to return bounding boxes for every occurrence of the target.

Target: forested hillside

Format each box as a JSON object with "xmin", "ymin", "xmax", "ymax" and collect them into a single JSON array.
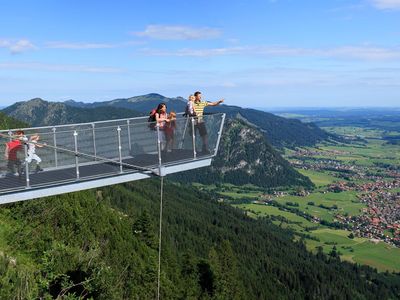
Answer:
[
  {"xmin": 172, "ymin": 119, "xmax": 313, "ymax": 188},
  {"xmin": 210, "ymin": 105, "xmax": 336, "ymax": 147},
  {"xmin": 0, "ymin": 181, "xmax": 399, "ymax": 299},
  {"xmin": 0, "ymin": 111, "xmax": 27, "ymax": 129}
]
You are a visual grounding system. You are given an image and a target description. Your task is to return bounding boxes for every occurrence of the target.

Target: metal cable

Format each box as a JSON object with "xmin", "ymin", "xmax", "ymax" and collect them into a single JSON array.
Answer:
[{"xmin": 157, "ymin": 176, "xmax": 164, "ymax": 300}]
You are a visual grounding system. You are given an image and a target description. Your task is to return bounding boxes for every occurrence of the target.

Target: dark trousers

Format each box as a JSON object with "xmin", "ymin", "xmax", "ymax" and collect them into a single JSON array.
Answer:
[{"xmin": 7, "ymin": 159, "xmax": 22, "ymax": 174}]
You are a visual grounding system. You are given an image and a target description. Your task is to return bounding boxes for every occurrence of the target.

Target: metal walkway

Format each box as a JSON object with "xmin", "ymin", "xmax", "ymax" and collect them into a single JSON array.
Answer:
[{"xmin": 0, "ymin": 113, "xmax": 225, "ymax": 204}]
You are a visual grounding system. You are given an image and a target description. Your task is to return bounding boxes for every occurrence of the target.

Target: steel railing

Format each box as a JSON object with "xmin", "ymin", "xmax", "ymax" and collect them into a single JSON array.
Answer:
[{"xmin": 0, "ymin": 113, "xmax": 225, "ymax": 194}]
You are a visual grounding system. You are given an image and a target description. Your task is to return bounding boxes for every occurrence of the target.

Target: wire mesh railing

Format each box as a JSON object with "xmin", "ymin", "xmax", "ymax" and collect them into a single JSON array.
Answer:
[{"xmin": 0, "ymin": 113, "xmax": 225, "ymax": 195}]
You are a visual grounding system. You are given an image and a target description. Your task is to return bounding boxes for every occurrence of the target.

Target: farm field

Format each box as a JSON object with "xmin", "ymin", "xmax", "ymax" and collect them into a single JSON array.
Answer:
[
  {"xmin": 296, "ymin": 169, "xmax": 337, "ymax": 187},
  {"xmin": 307, "ymin": 229, "xmax": 400, "ymax": 272},
  {"xmin": 234, "ymin": 201, "xmax": 400, "ymax": 272}
]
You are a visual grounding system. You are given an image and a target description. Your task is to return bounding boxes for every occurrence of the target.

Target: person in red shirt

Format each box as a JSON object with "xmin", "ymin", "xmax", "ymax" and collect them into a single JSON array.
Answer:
[{"xmin": 5, "ymin": 130, "xmax": 26, "ymax": 176}]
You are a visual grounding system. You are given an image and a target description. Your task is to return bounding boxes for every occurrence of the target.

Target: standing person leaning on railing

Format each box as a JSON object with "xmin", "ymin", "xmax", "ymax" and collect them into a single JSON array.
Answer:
[{"xmin": 193, "ymin": 91, "xmax": 224, "ymax": 154}]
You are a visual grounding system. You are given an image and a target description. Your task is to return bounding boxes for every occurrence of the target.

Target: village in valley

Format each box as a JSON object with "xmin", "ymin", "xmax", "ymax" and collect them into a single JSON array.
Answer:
[{"xmin": 269, "ymin": 148, "xmax": 400, "ymax": 247}]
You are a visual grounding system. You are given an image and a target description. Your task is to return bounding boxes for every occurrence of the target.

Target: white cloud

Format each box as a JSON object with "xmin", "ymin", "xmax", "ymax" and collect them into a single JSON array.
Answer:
[
  {"xmin": 45, "ymin": 42, "xmax": 117, "ymax": 49},
  {"xmin": 140, "ymin": 46, "xmax": 248, "ymax": 57},
  {"xmin": 0, "ymin": 39, "xmax": 36, "ymax": 54},
  {"xmin": 219, "ymin": 81, "xmax": 237, "ymax": 88},
  {"xmin": 134, "ymin": 25, "xmax": 222, "ymax": 40},
  {"xmin": 226, "ymin": 38, "xmax": 240, "ymax": 44},
  {"xmin": 0, "ymin": 62, "xmax": 124, "ymax": 73},
  {"xmin": 370, "ymin": 0, "xmax": 400, "ymax": 10},
  {"xmin": 325, "ymin": 46, "xmax": 400, "ymax": 60},
  {"xmin": 45, "ymin": 40, "xmax": 146, "ymax": 50},
  {"xmin": 139, "ymin": 45, "xmax": 400, "ymax": 60}
]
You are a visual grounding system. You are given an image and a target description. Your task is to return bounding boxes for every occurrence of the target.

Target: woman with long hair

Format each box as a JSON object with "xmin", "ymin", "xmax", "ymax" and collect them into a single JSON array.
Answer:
[{"xmin": 155, "ymin": 103, "xmax": 170, "ymax": 151}]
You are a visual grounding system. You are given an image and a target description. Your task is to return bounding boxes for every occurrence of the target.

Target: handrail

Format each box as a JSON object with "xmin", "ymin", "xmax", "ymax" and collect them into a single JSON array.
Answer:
[
  {"xmin": 0, "ymin": 112, "xmax": 227, "ymax": 133},
  {"xmin": 0, "ymin": 112, "xmax": 187, "ymax": 133}
]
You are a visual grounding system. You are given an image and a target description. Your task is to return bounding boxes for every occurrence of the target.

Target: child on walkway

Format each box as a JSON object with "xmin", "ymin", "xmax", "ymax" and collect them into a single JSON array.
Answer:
[
  {"xmin": 26, "ymin": 134, "xmax": 44, "ymax": 172},
  {"xmin": 185, "ymin": 94, "xmax": 196, "ymax": 117},
  {"xmin": 165, "ymin": 111, "xmax": 176, "ymax": 152}
]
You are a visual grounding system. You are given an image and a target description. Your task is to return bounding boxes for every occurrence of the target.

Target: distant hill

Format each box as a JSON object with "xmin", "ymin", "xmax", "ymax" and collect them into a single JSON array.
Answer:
[
  {"xmin": 172, "ymin": 119, "xmax": 313, "ymax": 188},
  {"xmin": 65, "ymin": 93, "xmax": 187, "ymax": 115},
  {"xmin": 2, "ymin": 98, "xmax": 143, "ymax": 127},
  {"xmin": 64, "ymin": 94, "xmax": 334, "ymax": 147},
  {"xmin": 273, "ymin": 108, "xmax": 400, "ymax": 132},
  {"xmin": 210, "ymin": 105, "xmax": 335, "ymax": 147}
]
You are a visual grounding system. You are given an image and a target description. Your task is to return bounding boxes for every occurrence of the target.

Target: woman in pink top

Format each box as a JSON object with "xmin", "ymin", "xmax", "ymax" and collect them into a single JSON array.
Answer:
[{"xmin": 155, "ymin": 103, "xmax": 170, "ymax": 151}]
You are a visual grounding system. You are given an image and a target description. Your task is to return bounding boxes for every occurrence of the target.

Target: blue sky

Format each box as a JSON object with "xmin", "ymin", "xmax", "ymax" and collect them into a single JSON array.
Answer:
[{"xmin": 1, "ymin": 0, "xmax": 400, "ymax": 108}]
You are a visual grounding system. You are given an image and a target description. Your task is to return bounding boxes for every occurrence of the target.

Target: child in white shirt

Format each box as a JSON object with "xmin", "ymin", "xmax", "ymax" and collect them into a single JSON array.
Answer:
[{"xmin": 26, "ymin": 134, "xmax": 44, "ymax": 172}]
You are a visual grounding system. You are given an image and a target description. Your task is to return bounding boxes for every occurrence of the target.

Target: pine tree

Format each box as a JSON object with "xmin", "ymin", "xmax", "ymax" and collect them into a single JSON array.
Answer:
[
  {"xmin": 133, "ymin": 210, "xmax": 156, "ymax": 248},
  {"xmin": 181, "ymin": 252, "xmax": 201, "ymax": 299},
  {"xmin": 208, "ymin": 241, "xmax": 244, "ymax": 300}
]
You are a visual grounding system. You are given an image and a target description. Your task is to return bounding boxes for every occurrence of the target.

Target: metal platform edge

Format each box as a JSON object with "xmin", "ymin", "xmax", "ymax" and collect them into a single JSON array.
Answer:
[{"xmin": 0, "ymin": 158, "xmax": 212, "ymax": 205}]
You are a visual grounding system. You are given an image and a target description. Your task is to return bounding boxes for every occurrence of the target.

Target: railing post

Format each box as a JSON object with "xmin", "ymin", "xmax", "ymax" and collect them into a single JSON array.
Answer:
[
  {"xmin": 52, "ymin": 127, "xmax": 58, "ymax": 167},
  {"xmin": 179, "ymin": 117, "xmax": 189, "ymax": 149},
  {"xmin": 92, "ymin": 123, "xmax": 97, "ymax": 160},
  {"xmin": 73, "ymin": 130, "xmax": 79, "ymax": 180},
  {"xmin": 7, "ymin": 130, "xmax": 12, "ymax": 142},
  {"xmin": 117, "ymin": 126, "xmax": 123, "ymax": 173},
  {"xmin": 127, "ymin": 120, "xmax": 132, "ymax": 152},
  {"xmin": 156, "ymin": 124, "xmax": 162, "ymax": 175},
  {"xmin": 214, "ymin": 113, "xmax": 226, "ymax": 156},
  {"xmin": 191, "ymin": 117, "xmax": 196, "ymax": 159},
  {"xmin": 24, "ymin": 140, "xmax": 30, "ymax": 188}
]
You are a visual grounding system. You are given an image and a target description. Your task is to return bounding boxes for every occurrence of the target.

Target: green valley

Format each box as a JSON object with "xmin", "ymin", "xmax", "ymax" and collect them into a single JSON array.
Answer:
[{"xmin": 205, "ymin": 114, "xmax": 400, "ymax": 273}]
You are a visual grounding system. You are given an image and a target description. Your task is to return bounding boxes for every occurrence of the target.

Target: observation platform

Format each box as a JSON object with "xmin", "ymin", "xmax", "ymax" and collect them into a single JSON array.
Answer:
[{"xmin": 0, "ymin": 113, "xmax": 225, "ymax": 204}]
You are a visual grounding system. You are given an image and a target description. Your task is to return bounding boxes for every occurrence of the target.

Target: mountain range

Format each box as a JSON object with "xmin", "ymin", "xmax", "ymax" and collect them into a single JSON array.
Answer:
[
  {"xmin": 62, "ymin": 93, "xmax": 335, "ymax": 148},
  {"xmin": 3, "ymin": 95, "xmax": 335, "ymax": 148},
  {"xmin": 65, "ymin": 93, "xmax": 186, "ymax": 114}
]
